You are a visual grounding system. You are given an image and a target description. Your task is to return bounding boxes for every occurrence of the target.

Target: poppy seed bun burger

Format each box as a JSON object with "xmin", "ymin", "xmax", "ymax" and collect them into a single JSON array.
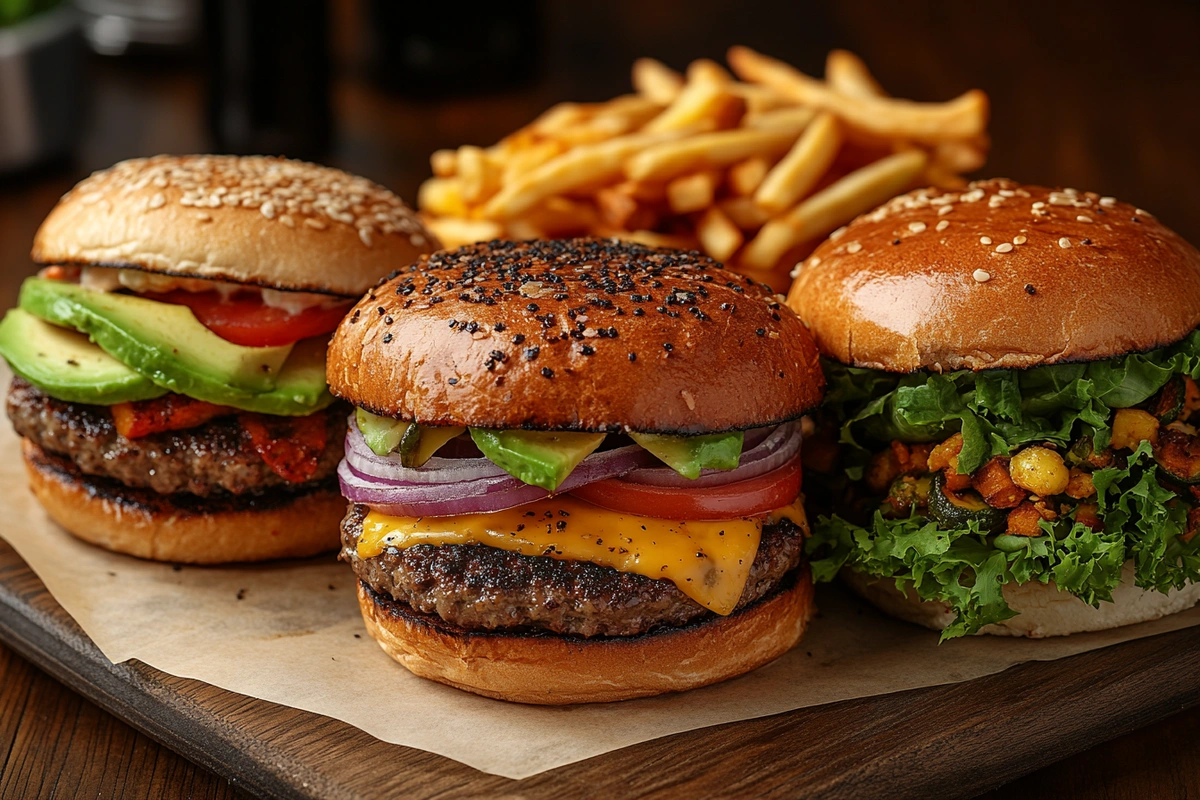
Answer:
[
  {"xmin": 328, "ymin": 238, "xmax": 824, "ymax": 703},
  {"xmin": 790, "ymin": 178, "xmax": 1200, "ymax": 638},
  {"xmin": 0, "ymin": 155, "xmax": 438, "ymax": 563}
]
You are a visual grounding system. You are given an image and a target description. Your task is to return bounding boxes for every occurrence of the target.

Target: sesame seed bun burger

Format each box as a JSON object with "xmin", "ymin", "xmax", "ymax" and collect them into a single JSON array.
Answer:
[
  {"xmin": 790, "ymin": 178, "xmax": 1200, "ymax": 638},
  {"xmin": 0, "ymin": 155, "xmax": 439, "ymax": 564},
  {"xmin": 327, "ymin": 238, "xmax": 824, "ymax": 703}
]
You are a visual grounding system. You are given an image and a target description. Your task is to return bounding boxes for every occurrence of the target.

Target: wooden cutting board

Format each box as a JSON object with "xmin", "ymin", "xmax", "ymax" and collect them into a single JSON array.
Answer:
[{"xmin": 1, "ymin": 538, "xmax": 1198, "ymax": 800}]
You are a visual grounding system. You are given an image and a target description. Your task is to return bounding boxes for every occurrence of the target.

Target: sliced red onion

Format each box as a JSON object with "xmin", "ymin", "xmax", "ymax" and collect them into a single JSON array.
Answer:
[
  {"xmin": 618, "ymin": 422, "xmax": 801, "ymax": 489},
  {"xmin": 344, "ymin": 423, "xmax": 507, "ymax": 485}
]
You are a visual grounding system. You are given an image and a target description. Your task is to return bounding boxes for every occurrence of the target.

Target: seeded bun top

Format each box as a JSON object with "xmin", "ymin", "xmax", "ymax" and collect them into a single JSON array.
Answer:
[
  {"xmin": 327, "ymin": 238, "xmax": 825, "ymax": 434},
  {"xmin": 787, "ymin": 178, "xmax": 1200, "ymax": 373},
  {"xmin": 32, "ymin": 155, "xmax": 439, "ymax": 297}
]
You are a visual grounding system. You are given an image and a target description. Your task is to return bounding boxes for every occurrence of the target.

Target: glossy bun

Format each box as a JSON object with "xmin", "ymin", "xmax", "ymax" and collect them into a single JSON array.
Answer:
[
  {"xmin": 328, "ymin": 238, "xmax": 825, "ymax": 434},
  {"xmin": 788, "ymin": 179, "xmax": 1200, "ymax": 372},
  {"xmin": 32, "ymin": 155, "xmax": 439, "ymax": 297},
  {"xmin": 357, "ymin": 568, "xmax": 814, "ymax": 704}
]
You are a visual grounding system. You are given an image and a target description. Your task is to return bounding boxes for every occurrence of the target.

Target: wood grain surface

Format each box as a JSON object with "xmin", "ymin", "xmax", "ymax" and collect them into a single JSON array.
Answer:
[{"xmin": 1, "ymin": 1, "xmax": 1198, "ymax": 797}]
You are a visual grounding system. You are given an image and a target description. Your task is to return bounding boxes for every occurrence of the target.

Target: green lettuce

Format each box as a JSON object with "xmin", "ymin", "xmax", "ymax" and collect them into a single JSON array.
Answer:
[{"xmin": 808, "ymin": 332, "xmax": 1200, "ymax": 638}]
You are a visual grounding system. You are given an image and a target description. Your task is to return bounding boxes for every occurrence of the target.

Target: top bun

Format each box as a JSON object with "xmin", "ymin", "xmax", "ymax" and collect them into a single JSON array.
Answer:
[
  {"xmin": 327, "ymin": 238, "xmax": 825, "ymax": 434},
  {"xmin": 788, "ymin": 178, "xmax": 1200, "ymax": 372},
  {"xmin": 32, "ymin": 155, "xmax": 439, "ymax": 297}
]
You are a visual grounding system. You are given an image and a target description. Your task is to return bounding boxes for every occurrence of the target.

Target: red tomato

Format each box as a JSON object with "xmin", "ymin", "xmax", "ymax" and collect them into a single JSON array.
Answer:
[
  {"xmin": 145, "ymin": 291, "xmax": 353, "ymax": 347},
  {"xmin": 569, "ymin": 456, "xmax": 803, "ymax": 520}
]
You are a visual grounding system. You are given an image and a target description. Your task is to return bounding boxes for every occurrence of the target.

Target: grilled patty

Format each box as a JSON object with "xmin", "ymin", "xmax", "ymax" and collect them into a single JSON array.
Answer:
[
  {"xmin": 341, "ymin": 503, "xmax": 804, "ymax": 638},
  {"xmin": 6, "ymin": 378, "xmax": 344, "ymax": 496}
]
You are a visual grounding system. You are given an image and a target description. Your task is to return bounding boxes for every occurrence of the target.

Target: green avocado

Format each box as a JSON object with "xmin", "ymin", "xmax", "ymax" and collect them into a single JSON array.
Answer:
[
  {"xmin": 355, "ymin": 409, "xmax": 465, "ymax": 465},
  {"xmin": 630, "ymin": 430, "xmax": 744, "ymax": 479},
  {"xmin": 470, "ymin": 429, "xmax": 606, "ymax": 492},
  {"xmin": 0, "ymin": 309, "xmax": 167, "ymax": 405},
  {"xmin": 19, "ymin": 278, "xmax": 294, "ymax": 405},
  {"xmin": 230, "ymin": 336, "xmax": 335, "ymax": 415}
]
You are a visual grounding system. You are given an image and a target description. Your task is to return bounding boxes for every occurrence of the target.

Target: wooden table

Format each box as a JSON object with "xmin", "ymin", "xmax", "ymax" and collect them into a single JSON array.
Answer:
[{"xmin": 1, "ymin": 2, "xmax": 1198, "ymax": 796}]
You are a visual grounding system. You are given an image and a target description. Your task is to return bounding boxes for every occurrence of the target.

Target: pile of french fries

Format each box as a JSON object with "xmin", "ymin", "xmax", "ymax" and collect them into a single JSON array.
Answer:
[{"xmin": 418, "ymin": 46, "xmax": 989, "ymax": 289}]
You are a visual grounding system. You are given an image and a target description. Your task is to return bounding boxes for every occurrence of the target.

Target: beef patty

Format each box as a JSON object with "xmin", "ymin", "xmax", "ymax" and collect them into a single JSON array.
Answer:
[
  {"xmin": 341, "ymin": 504, "xmax": 805, "ymax": 638},
  {"xmin": 6, "ymin": 378, "xmax": 344, "ymax": 496}
]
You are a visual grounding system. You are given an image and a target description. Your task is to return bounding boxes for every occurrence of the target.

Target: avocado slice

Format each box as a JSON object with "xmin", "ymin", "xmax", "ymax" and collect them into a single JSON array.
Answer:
[
  {"xmin": 355, "ymin": 409, "xmax": 466, "ymax": 465},
  {"xmin": 630, "ymin": 430, "xmax": 744, "ymax": 479},
  {"xmin": 470, "ymin": 429, "xmax": 606, "ymax": 492},
  {"xmin": 231, "ymin": 336, "xmax": 334, "ymax": 415},
  {"xmin": 0, "ymin": 309, "xmax": 168, "ymax": 405},
  {"xmin": 19, "ymin": 278, "xmax": 293, "ymax": 403}
]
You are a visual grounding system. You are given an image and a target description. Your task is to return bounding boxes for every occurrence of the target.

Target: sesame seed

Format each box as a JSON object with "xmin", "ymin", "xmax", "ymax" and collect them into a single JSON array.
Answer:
[
  {"xmin": 1025, "ymin": 284, "xmax": 1036, "ymax": 295},
  {"xmin": 279, "ymin": 214, "xmax": 295, "ymax": 227},
  {"xmin": 908, "ymin": 221, "xmax": 927, "ymax": 233},
  {"xmin": 973, "ymin": 269, "xmax": 991, "ymax": 283},
  {"xmin": 935, "ymin": 220, "xmax": 949, "ymax": 232},
  {"xmin": 628, "ymin": 352, "xmax": 637, "ymax": 362},
  {"xmin": 359, "ymin": 228, "xmax": 373, "ymax": 247},
  {"xmin": 541, "ymin": 367, "xmax": 555, "ymax": 378},
  {"xmin": 381, "ymin": 333, "xmax": 393, "ymax": 343},
  {"xmin": 1032, "ymin": 201, "xmax": 1046, "ymax": 209},
  {"xmin": 938, "ymin": 205, "xmax": 953, "ymax": 216},
  {"xmin": 1058, "ymin": 237, "xmax": 1072, "ymax": 248},
  {"xmin": 892, "ymin": 238, "xmax": 902, "ymax": 245},
  {"xmin": 260, "ymin": 201, "xmax": 276, "ymax": 219},
  {"xmin": 1135, "ymin": 208, "xmax": 1153, "ymax": 217},
  {"xmin": 1099, "ymin": 196, "xmax": 1117, "ymax": 207},
  {"xmin": 1081, "ymin": 238, "xmax": 1092, "ymax": 245},
  {"xmin": 681, "ymin": 390, "xmax": 696, "ymax": 411},
  {"xmin": 305, "ymin": 218, "xmax": 327, "ymax": 230},
  {"xmin": 1076, "ymin": 215, "xmax": 1093, "ymax": 223},
  {"xmin": 980, "ymin": 236, "xmax": 992, "ymax": 245},
  {"xmin": 846, "ymin": 241, "xmax": 862, "ymax": 254},
  {"xmin": 755, "ymin": 328, "xmax": 766, "ymax": 336},
  {"xmin": 995, "ymin": 242, "xmax": 1014, "ymax": 253},
  {"xmin": 148, "ymin": 193, "xmax": 165, "ymax": 210},
  {"xmin": 1013, "ymin": 235, "xmax": 1027, "ymax": 245}
]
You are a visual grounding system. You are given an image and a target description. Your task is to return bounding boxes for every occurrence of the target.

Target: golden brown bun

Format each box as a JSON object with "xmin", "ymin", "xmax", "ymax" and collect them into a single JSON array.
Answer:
[
  {"xmin": 23, "ymin": 439, "xmax": 343, "ymax": 563},
  {"xmin": 32, "ymin": 155, "xmax": 439, "ymax": 297},
  {"xmin": 843, "ymin": 565, "xmax": 1200, "ymax": 638},
  {"xmin": 328, "ymin": 238, "xmax": 825, "ymax": 433},
  {"xmin": 788, "ymin": 179, "xmax": 1200, "ymax": 372},
  {"xmin": 358, "ymin": 566, "xmax": 814, "ymax": 704}
]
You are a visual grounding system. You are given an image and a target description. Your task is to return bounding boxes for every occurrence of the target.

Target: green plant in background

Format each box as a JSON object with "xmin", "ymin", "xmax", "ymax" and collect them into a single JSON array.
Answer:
[{"xmin": 0, "ymin": 0, "xmax": 61, "ymax": 27}]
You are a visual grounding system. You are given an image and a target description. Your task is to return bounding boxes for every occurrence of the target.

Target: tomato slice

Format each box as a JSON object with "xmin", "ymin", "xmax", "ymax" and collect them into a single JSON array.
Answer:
[
  {"xmin": 569, "ymin": 456, "xmax": 803, "ymax": 520},
  {"xmin": 144, "ymin": 290, "xmax": 353, "ymax": 347}
]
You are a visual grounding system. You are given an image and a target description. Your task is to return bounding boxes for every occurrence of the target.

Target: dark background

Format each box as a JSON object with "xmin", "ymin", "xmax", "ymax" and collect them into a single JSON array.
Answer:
[{"xmin": 1, "ymin": 1, "xmax": 1198, "ymax": 797}]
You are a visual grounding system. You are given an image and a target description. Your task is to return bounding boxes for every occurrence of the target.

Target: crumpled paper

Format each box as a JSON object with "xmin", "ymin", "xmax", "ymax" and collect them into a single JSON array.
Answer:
[{"xmin": 2, "ymin": 372, "xmax": 1199, "ymax": 779}]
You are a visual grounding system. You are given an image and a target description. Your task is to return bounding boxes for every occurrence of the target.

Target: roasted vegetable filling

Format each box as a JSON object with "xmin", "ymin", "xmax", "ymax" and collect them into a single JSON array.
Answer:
[{"xmin": 804, "ymin": 333, "xmax": 1200, "ymax": 638}]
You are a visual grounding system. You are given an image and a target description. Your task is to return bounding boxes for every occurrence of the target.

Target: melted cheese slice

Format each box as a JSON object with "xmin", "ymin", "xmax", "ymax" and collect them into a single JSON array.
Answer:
[{"xmin": 358, "ymin": 498, "xmax": 807, "ymax": 616}]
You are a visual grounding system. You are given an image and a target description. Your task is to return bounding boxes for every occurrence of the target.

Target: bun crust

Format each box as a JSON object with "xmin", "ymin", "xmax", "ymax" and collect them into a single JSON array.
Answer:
[
  {"xmin": 328, "ymin": 238, "xmax": 825, "ymax": 434},
  {"xmin": 23, "ymin": 439, "xmax": 343, "ymax": 563},
  {"xmin": 32, "ymin": 155, "xmax": 439, "ymax": 297},
  {"xmin": 358, "ymin": 566, "xmax": 814, "ymax": 704},
  {"xmin": 788, "ymin": 179, "xmax": 1200, "ymax": 372},
  {"xmin": 843, "ymin": 565, "xmax": 1200, "ymax": 638}
]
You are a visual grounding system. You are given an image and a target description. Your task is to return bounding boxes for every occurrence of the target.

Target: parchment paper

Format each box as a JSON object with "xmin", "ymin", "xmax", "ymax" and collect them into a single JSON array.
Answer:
[{"xmin": 2, "ymin": 376, "xmax": 1200, "ymax": 779}]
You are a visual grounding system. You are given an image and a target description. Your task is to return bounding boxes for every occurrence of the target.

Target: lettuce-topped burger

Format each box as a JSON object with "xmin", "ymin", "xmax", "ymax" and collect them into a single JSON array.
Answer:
[
  {"xmin": 328, "ymin": 238, "xmax": 825, "ymax": 703},
  {"xmin": 790, "ymin": 178, "xmax": 1200, "ymax": 638},
  {"xmin": 0, "ymin": 155, "xmax": 437, "ymax": 563}
]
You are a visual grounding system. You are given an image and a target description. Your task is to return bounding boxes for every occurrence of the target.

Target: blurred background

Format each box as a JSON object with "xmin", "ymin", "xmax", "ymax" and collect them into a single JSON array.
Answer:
[{"xmin": 1, "ymin": 0, "xmax": 1197, "ymax": 308}]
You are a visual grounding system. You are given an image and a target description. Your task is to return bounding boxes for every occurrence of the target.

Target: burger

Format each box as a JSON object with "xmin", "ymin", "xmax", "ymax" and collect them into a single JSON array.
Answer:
[
  {"xmin": 327, "ymin": 237, "xmax": 824, "ymax": 703},
  {"xmin": 790, "ymin": 178, "xmax": 1200, "ymax": 638},
  {"xmin": 0, "ymin": 155, "xmax": 438, "ymax": 563}
]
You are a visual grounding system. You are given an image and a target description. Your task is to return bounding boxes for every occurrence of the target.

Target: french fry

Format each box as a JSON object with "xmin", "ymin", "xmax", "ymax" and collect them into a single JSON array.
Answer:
[
  {"xmin": 728, "ymin": 46, "xmax": 988, "ymax": 141},
  {"xmin": 728, "ymin": 157, "xmax": 771, "ymax": 196},
  {"xmin": 742, "ymin": 106, "xmax": 816, "ymax": 132},
  {"xmin": 632, "ymin": 57, "xmax": 685, "ymax": 104},
  {"xmin": 626, "ymin": 127, "xmax": 804, "ymax": 182},
  {"xmin": 422, "ymin": 217, "xmax": 504, "ymax": 249},
  {"xmin": 614, "ymin": 229, "xmax": 700, "ymax": 251},
  {"xmin": 667, "ymin": 171, "xmax": 719, "ymax": 214},
  {"xmin": 741, "ymin": 149, "xmax": 928, "ymax": 269},
  {"xmin": 457, "ymin": 145, "xmax": 501, "ymax": 204},
  {"xmin": 825, "ymin": 49, "xmax": 886, "ymax": 98},
  {"xmin": 528, "ymin": 102, "xmax": 591, "ymax": 136},
  {"xmin": 719, "ymin": 196, "xmax": 772, "ymax": 231},
  {"xmin": 524, "ymin": 196, "xmax": 599, "ymax": 236},
  {"xmin": 696, "ymin": 206, "xmax": 744, "ymax": 263},
  {"xmin": 430, "ymin": 149, "xmax": 457, "ymax": 177},
  {"xmin": 642, "ymin": 79, "xmax": 739, "ymax": 134},
  {"xmin": 729, "ymin": 82, "xmax": 793, "ymax": 114},
  {"xmin": 754, "ymin": 112, "xmax": 842, "ymax": 214},
  {"xmin": 686, "ymin": 58, "xmax": 734, "ymax": 86},
  {"xmin": 417, "ymin": 177, "xmax": 469, "ymax": 218},
  {"xmin": 505, "ymin": 218, "xmax": 546, "ymax": 241},
  {"xmin": 483, "ymin": 131, "xmax": 682, "ymax": 219},
  {"xmin": 932, "ymin": 136, "xmax": 989, "ymax": 173}
]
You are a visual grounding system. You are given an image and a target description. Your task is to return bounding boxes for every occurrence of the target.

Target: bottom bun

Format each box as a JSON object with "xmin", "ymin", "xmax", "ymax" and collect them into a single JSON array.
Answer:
[
  {"xmin": 23, "ymin": 438, "xmax": 344, "ymax": 564},
  {"xmin": 843, "ymin": 563, "xmax": 1200, "ymax": 638},
  {"xmin": 358, "ymin": 566, "xmax": 815, "ymax": 704}
]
